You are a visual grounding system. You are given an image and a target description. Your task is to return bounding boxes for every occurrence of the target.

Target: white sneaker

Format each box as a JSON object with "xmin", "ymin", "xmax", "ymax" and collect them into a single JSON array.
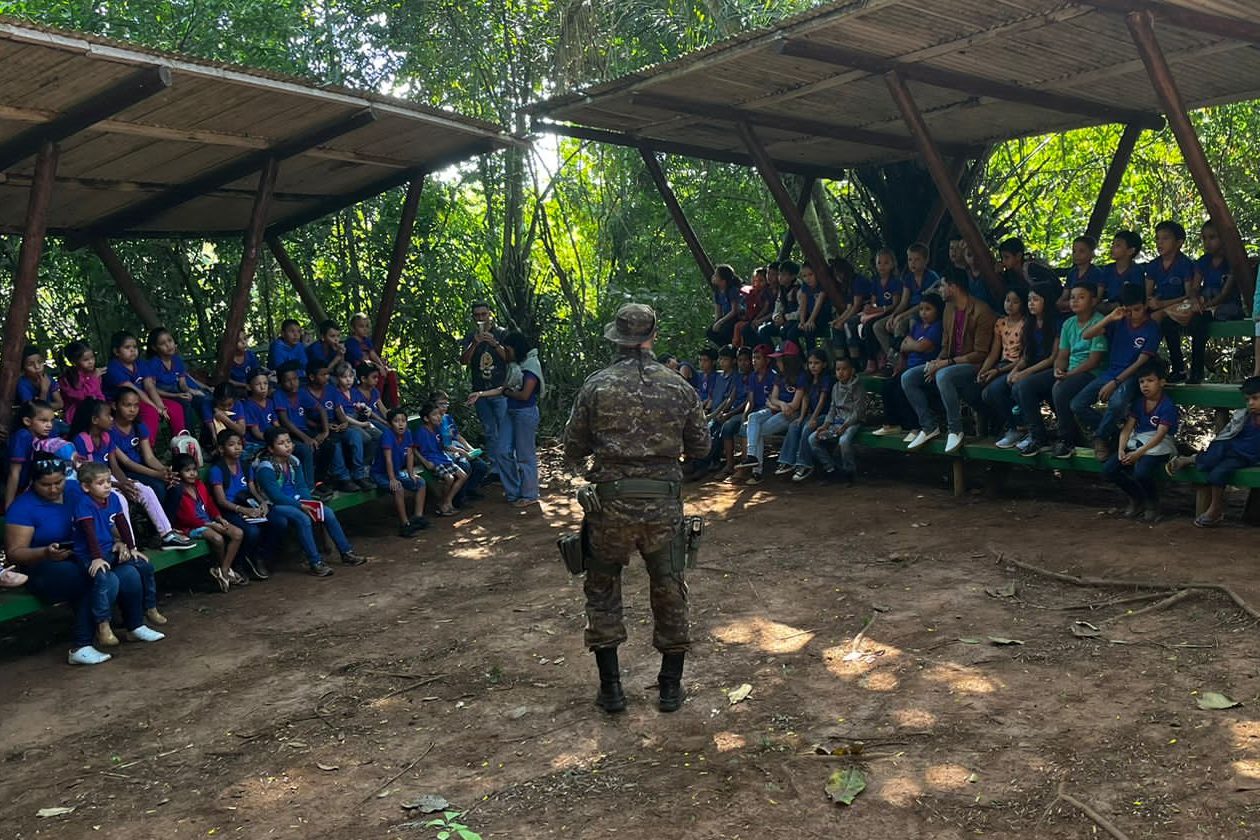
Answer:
[
  {"xmin": 872, "ymin": 425, "xmax": 902, "ymax": 437},
  {"xmin": 128, "ymin": 625, "xmax": 165, "ymax": 643},
  {"xmin": 902, "ymin": 431, "xmax": 919, "ymax": 444},
  {"xmin": 774, "ymin": 463, "xmax": 795, "ymax": 476},
  {"xmin": 944, "ymin": 432, "xmax": 965, "ymax": 453},
  {"xmin": 68, "ymin": 646, "xmax": 112, "ymax": 666},
  {"xmin": 907, "ymin": 429, "xmax": 940, "ymax": 450},
  {"xmin": 995, "ymin": 429, "xmax": 1022, "ymax": 448},
  {"xmin": 1015, "ymin": 434, "xmax": 1032, "ymax": 450},
  {"xmin": 792, "ymin": 467, "xmax": 814, "ymax": 482}
]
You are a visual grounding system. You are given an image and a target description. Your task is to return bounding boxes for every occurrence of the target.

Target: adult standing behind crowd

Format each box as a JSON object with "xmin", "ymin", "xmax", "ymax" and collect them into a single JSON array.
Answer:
[
  {"xmin": 3, "ymin": 456, "xmax": 122, "ymax": 665},
  {"xmin": 461, "ymin": 302, "xmax": 510, "ymax": 482},
  {"xmin": 469, "ymin": 331, "xmax": 544, "ymax": 508}
]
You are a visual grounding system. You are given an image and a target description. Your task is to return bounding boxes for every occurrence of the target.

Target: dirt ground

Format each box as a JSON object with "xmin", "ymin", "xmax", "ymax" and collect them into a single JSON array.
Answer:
[{"xmin": 3, "ymin": 447, "xmax": 1260, "ymax": 839}]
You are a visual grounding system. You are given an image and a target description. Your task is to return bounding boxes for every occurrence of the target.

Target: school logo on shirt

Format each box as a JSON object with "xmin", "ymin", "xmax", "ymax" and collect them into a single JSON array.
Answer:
[
  {"xmin": 1133, "ymin": 336, "xmax": 1146, "ymax": 349},
  {"xmin": 297, "ymin": 407, "xmax": 306, "ymax": 417},
  {"xmin": 130, "ymin": 436, "xmax": 140, "ymax": 449},
  {"xmin": 324, "ymin": 400, "xmax": 334, "ymax": 410}
]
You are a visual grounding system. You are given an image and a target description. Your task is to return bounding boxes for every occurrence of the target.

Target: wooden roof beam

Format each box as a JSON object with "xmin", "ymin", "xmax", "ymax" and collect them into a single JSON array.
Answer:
[
  {"xmin": 630, "ymin": 92, "xmax": 982, "ymax": 159},
  {"xmin": 1079, "ymin": 1, "xmax": 1260, "ymax": 46},
  {"xmin": 0, "ymin": 66, "xmax": 171, "ymax": 172},
  {"xmin": 779, "ymin": 39, "xmax": 1165, "ymax": 131},
  {"xmin": 73, "ymin": 108, "xmax": 378, "ymax": 244},
  {"xmin": 534, "ymin": 121, "xmax": 853, "ymax": 182}
]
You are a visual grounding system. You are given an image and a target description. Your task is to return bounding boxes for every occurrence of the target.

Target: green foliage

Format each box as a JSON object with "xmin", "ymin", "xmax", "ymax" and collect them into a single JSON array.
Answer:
[{"xmin": 425, "ymin": 810, "xmax": 481, "ymax": 840}]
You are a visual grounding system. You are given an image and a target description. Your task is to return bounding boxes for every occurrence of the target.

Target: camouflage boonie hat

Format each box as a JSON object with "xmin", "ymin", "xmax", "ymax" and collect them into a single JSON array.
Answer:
[{"xmin": 604, "ymin": 303, "xmax": 658, "ymax": 346}]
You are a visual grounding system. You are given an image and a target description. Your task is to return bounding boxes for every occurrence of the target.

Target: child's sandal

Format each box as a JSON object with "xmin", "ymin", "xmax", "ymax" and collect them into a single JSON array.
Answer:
[{"xmin": 1193, "ymin": 514, "xmax": 1224, "ymax": 528}]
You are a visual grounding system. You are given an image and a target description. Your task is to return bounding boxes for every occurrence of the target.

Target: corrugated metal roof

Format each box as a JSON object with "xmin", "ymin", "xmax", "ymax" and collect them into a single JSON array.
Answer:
[
  {"xmin": 0, "ymin": 17, "xmax": 523, "ymax": 237},
  {"xmin": 531, "ymin": 0, "xmax": 1260, "ymax": 173}
]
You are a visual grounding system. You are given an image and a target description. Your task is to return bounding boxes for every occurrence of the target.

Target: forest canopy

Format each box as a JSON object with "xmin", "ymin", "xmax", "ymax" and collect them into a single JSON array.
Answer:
[{"xmin": 1, "ymin": 0, "xmax": 1257, "ymax": 429}]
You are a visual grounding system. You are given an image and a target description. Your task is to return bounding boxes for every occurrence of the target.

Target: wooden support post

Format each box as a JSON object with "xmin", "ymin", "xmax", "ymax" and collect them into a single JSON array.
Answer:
[
  {"xmin": 952, "ymin": 460, "xmax": 966, "ymax": 498},
  {"xmin": 737, "ymin": 123, "xmax": 844, "ymax": 308},
  {"xmin": 638, "ymin": 148, "xmax": 714, "ymax": 283},
  {"xmin": 0, "ymin": 142, "xmax": 58, "ymax": 429},
  {"xmin": 216, "ymin": 157, "xmax": 279, "ymax": 381},
  {"xmin": 1127, "ymin": 11, "xmax": 1253, "ymax": 305},
  {"xmin": 373, "ymin": 174, "xmax": 426, "ymax": 350},
  {"xmin": 885, "ymin": 72, "xmax": 1003, "ymax": 302},
  {"xmin": 266, "ymin": 237, "xmax": 328, "ymax": 325},
  {"xmin": 916, "ymin": 157, "xmax": 969, "ymax": 247},
  {"xmin": 777, "ymin": 176, "xmax": 817, "ymax": 263},
  {"xmin": 1086, "ymin": 124, "xmax": 1144, "ymax": 243},
  {"xmin": 90, "ymin": 238, "xmax": 162, "ymax": 331}
]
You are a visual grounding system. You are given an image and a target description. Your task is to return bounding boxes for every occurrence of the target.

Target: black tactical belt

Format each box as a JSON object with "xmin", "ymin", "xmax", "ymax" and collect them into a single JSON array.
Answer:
[{"xmin": 593, "ymin": 478, "xmax": 681, "ymax": 500}]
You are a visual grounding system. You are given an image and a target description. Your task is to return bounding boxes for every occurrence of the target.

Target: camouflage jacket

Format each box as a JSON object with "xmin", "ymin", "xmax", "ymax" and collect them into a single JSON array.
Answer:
[{"xmin": 563, "ymin": 353, "xmax": 710, "ymax": 483}]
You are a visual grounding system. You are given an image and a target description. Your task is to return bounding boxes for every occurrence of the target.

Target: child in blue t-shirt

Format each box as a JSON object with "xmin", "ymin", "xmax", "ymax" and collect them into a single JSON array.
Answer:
[
  {"xmin": 228, "ymin": 333, "xmax": 261, "ymax": 389},
  {"xmin": 210, "ymin": 382, "xmax": 247, "ymax": 441},
  {"xmin": 431, "ymin": 389, "xmax": 487, "ymax": 504},
  {"xmin": 1101, "ymin": 360, "xmax": 1178, "ymax": 522},
  {"xmin": 241, "ymin": 369, "xmax": 278, "ymax": 453},
  {"xmin": 274, "ymin": 362, "xmax": 325, "ymax": 494},
  {"xmin": 1168, "ymin": 376, "xmax": 1260, "ymax": 527},
  {"xmin": 1144, "ymin": 220, "xmax": 1205, "ymax": 383},
  {"xmin": 372, "ymin": 408, "xmax": 428, "ymax": 536},
  {"xmin": 144, "ymin": 327, "xmax": 212, "ymax": 432},
  {"xmin": 716, "ymin": 347, "xmax": 757, "ymax": 478},
  {"xmin": 1196, "ymin": 221, "xmax": 1243, "ymax": 321},
  {"xmin": 72, "ymin": 462, "xmax": 166, "ymax": 647},
  {"xmin": 414, "ymin": 402, "xmax": 467, "ymax": 517},
  {"xmin": 268, "ymin": 319, "xmax": 309, "ymax": 371},
  {"xmin": 1097, "ymin": 230, "xmax": 1144, "ymax": 311},
  {"xmin": 875, "ymin": 294, "xmax": 944, "ymax": 439},
  {"xmin": 851, "ymin": 249, "xmax": 905, "ymax": 372},
  {"xmin": 6, "ymin": 399, "xmax": 58, "ymax": 511},
  {"xmin": 17, "ymin": 344, "xmax": 64, "ymax": 413}
]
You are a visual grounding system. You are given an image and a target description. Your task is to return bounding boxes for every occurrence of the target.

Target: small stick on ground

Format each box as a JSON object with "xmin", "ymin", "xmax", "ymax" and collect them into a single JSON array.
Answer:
[
  {"xmin": 377, "ymin": 674, "xmax": 447, "ymax": 702},
  {"xmin": 1101, "ymin": 589, "xmax": 1197, "ymax": 624},
  {"xmin": 1057, "ymin": 781, "xmax": 1132, "ymax": 840},
  {"xmin": 360, "ymin": 741, "xmax": 435, "ymax": 804},
  {"xmin": 1053, "ymin": 591, "xmax": 1182, "ymax": 611}
]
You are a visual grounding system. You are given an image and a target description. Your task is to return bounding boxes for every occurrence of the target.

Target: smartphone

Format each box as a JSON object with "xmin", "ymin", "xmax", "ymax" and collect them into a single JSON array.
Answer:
[{"xmin": 476, "ymin": 320, "xmax": 489, "ymax": 335}]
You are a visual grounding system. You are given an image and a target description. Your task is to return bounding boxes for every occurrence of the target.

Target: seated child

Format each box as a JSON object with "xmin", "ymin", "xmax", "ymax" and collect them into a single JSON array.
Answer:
[
  {"xmin": 206, "ymin": 429, "xmax": 270, "ymax": 580},
  {"xmin": 144, "ymin": 327, "xmax": 212, "ymax": 432},
  {"xmin": 6, "ymin": 399, "xmax": 58, "ymax": 511},
  {"xmin": 883, "ymin": 243, "xmax": 938, "ymax": 373},
  {"xmin": 737, "ymin": 341, "xmax": 806, "ymax": 482},
  {"xmin": 776, "ymin": 348, "xmax": 832, "ymax": 476},
  {"xmin": 827, "ymin": 258, "xmax": 866, "ymax": 363},
  {"xmin": 60, "ymin": 340, "xmax": 105, "ymax": 427},
  {"xmin": 228, "ymin": 333, "xmax": 261, "ymax": 389},
  {"xmin": 269, "ymin": 319, "xmax": 309, "ymax": 370},
  {"xmin": 241, "ymin": 369, "xmax": 278, "ymax": 455},
  {"xmin": 433, "ymin": 390, "xmax": 487, "ymax": 503},
  {"xmin": 715, "ymin": 346, "xmax": 756, "ymax": 478},
  {"xmin": 734, "ymin": 267, "xmax": 773, "ymax": 348},
  {"xmin": 693, "ymin": 349, "xmax": 718, "ymax": 407},
  {"xmin": 801, "ymin": 356, "xmax": 867, "ymax": 483},
  {"xmin": 354, "ymin": 363, "xmax": 391, "ymax": 430},
  {"xmin": 345, "ymin": 313, "xmax": 399, "ymax": 408},
  {"xmin": 787, "ymin": 263, "xmax": 831, "ymax": 352},
  {"xmin": 306, "ymin": 359, "xmax": 369, "ymax": 491},
  {"xmin": 17, "ymin": 345, "xmax": 64, "ymax": 414},
  {"xmin": 332, "ymin": 361, "xmax": 381, "ymax": 470},
  {"xmin": 1144, "ymin": 220, "xmax": 1206, "ymax": 383},
  {"xmin": 1196, "ymin": 221, "xmax": 1244, "ymax": 322},
  {"xmin": 1075, "ymin": 284, "xmax": 1161, "ymax": 460},
  {"xmin": 210, "ymin": 382, "xmax": 246, "ymax": 440},
  {"xmin": 1168, "ymin": 376, "xmax": 1260, "ymax": 527},
  {"xmin": 273, "ymin": 361, "xmax": 325, "ymax": 494},
  {"xmin": 166, "ymin": 453, "xmax": 246, "ymax": 592},
  {"xmin": 1097, "ymin": 230, "xmax": 1144, "ymax": 312},
  {"xmin": 1056, "ymin": 235, "xmax": 1103, "ymax": 314},
  {"xmin": 1101, "ymin": 360, "xmax": 1177, "ymax": 522},
  {"xmin": 977, "ymin": 288, "xmax": 1028, "ymax": 447},
  {"xmin": 253, "ymin": 427, "xmax": 370, "ymax": 577},
  {"xmin": 1006, "ymin": 281, "xmax": 1063, "ymax": 455},
  {"xmin": 372, "ymin": 408, "xmax": 429, "ymax": 537},
  {"xmin": 111, "ymin": 389, "xmax": 175, "ymax": 498},
  {"xmin": 103, "ymin": 331, "xmax": 166, "ymax": 445},
  {"xmin": 71, "ymin": 397, "xmax": 193, "ymax": 551},
  {"xmin": 414, "ymin": 402, "xmax": 467, "ymax": 516},
  {"xmin": 72, "ymin": 462, "xmax": 166, "ymax": 647},
  {"xmin": 306, "ymin": 320, "xmax": 347, "ymax": 371},
  {"xmin": 851, "ymin": 249, "xmax": 904, "ymax": 371}
]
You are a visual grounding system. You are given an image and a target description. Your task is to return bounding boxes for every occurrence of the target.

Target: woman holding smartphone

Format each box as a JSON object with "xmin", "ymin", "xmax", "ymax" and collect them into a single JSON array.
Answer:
[{"xmin": 3, "ymin": 454, "xmax": 119, "ymax": 665}]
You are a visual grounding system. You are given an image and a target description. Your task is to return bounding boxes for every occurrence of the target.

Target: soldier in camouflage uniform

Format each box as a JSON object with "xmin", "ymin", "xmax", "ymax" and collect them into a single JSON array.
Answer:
[{"xmin": 562, "ymin": 303, "xmax": 711, "ymax": 713}]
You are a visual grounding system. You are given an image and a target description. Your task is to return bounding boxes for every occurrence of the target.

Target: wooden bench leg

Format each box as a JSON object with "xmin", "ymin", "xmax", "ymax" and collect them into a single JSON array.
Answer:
[
  {"xmin": 1243, "ymin": 488, "xmax": 1260, "ymax": 526},
  {"xmin": 984, "ymin": 462, "xmax": 1012, "ymax": 496},
  {"xmin": 952, "ymin": 459, "xmax": 966, "ymax": 498},
  {"xmin": 1195, "ymin": 486, "xmax": 1211, "ymax": 517}
]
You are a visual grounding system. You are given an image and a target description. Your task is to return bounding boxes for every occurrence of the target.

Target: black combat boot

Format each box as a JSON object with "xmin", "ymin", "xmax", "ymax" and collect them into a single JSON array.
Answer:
[
  {"xmin": 594, "ymin": 647, "xmax": 626, "ymax": 713},
  {"xmin": 658, "ymin": 652, "xmax": 686, "ymax": 713}
]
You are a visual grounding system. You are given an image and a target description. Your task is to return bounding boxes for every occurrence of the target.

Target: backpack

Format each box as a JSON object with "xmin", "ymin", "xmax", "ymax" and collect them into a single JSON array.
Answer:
[
  {"xmin": 31, "ymin": 436, "xmax": 79, "ymax": 481},
  {"xmin": 171, "ymin": 429, "xmax": 204, "ymax": 468}
]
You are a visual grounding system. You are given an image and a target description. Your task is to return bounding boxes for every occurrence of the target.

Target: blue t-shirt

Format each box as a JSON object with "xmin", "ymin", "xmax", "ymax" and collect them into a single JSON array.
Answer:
[
  {"xmin": 709, "ymin": 371, "xmax": 737, "ymax": 411},
  {"xmin": 1145, "ymin": 254, "xmax": 1197, "ymax": 301},
  {"xmin": 415, "ymin": 426, "xmax": 453, "ymax": 467},
  {"xmin": 1196, "ymin": 254, "xmax": 1239, "ymax": 304},
  {"xmin": 329, "ymin": 387, "xmax": 361, "ymax": 420},
  {"xmin": 907, "ymin": 319, "xmax": 944, "ymax": 368},
  {"xmin": 16, "ymin": 375, "xmax": 58, "ymax": 404},
  {"xmin": 305, "ymin": 341, "xmax": 341, "ymax": 370},
  {"xmin": 344, "ymin": 335, "xmax": 374, "ymax": 366},
  {"xmin": 72, "ymin": 492, "xmax": 124, "ymax": 564},
  {"xmin": 1104, "ymin": 318, "xmax": 1160, "ymax": 379},
  {"xmin": 1130, "ymin": 393, "xmax": 1179, "ymax": 436},
  {"xmin": 6, "ymin": 487, "xmax": 75, "ymax": 546},
  {"xmin": 103, "ymin": 358, "xmax": 147, "ymax": 400},
  {"xmin": 1098, "ymin": 263, "xmax": 1144, "ymax": 302},
  {"xmin": 1229, "ymin": 415, "xmax": 1260, "ymax": 463},
  {"xmin": 73, "ymin": 432, "xmax": 116, "ymax": 464},
  {"xmin": 241, "ymin": 398, "xmax": 277, "ymax": 442},
  {"xmin": 1067, "ymin": 265, "xmax": 1104, "ymax": 296},
  {"xmin": 804, "ymin": 376, "xmax": 833, "ymax": 415},
  {"xmin": 508, "ymin": 371, "xmax": 539, "ymax": 410},
  {"xmin": 269, "ymin": 339, "xmax": 308, "ymax": 370},
  {"xmin": 746, "ymin": 370, "xmax": 777, "ymax": 411},
  {"xmin": 7, "ymin": 428, "xmax": 35, "ymax": 495},
  {"xmin": 110, "ymin": 422, "xmax": 149, "ymax": 467},
  {"xmin": 308, "ymin": 386, "xmax": 337, "ymax": 421},
  {"xmin": 869, "ymin": 275, "xmax": 903, "ymax": 309},
  {"xmin": 143, "ymin": 355, "xmax": 189, "ymax": 393},
  {"xmin": 207, "ymin": 461, "xmax": 251, "ymax": 504},
  {"xmin": 695, "ymin": 371, "xmax": 717, "ymax": 404},
  {"xmin": 355, "ymin": 386, "xmax": 383, "ymax": 414},
  {"xmin": 274, "ymin": 390, "xmax": 317, "ymax": 435},
  {"xmin": 713, "ymin": 285, "xmax": 741, "ymax": 316},
  {"xmin": 776, "ymin": 372, "xmax": 810, "ymax": 409},
  {"xmin": 905, "ymin": 270, "xmax": 940, "ymax": 306},
  {"xmin": 850, "ymin": 275, "xmax": 871, "ymax": 305},
  {"xmin": 230, "ymin": 349, "xmax": 260, "ymax": 383},
  {"xmin": 373, "ymin": 429, "xmax": 414, "ymax": 479}
]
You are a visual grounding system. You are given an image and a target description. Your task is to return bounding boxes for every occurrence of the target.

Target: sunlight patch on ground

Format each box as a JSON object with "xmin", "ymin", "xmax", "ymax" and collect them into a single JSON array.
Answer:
[
  {"xmin": 449, "ymin": 544, "xmax": 497, "ymax": 560},
  {"xmin": 859, "ymin": 670, "xmax": 900, "ymax": 692},
  {"xmin": 235, "ymin": 772, "xmax": 302, "ymax": 808},
  {"xmin": 711, "ymin": 617, "xmax": 815, "ymax": 653},
  {"xmin": 713, "ymin": 731, "xmax": 747, "ymax": 752},
  {"xmin": 822, "ymin": 637, "xmax": 904, "ymax": 681},
  {"xmin": 922, "ymin": 663, "xmax": 1000, "ymax": 695},
  {"xmin": 876, "ymin": 774, "xmax": 924, "ymax": 807},
  {"xmin": 692, "ymin": 489, "xmax": 777, "ymax": 518},
  {"xmin": 549, "ymin": 744, "xmax": 604, "ymax": 772},
  {"xmin": 1233, "ymin": 759, "xmax": 1260, "ymax": 788},
  {"xmin": 924, "ymin": 763, "xmax": 974, "ymax": 791},
  {"xmin": 1232, "ymin": 721, "xmax": 1260, "ymax": 752},
  {"xmin": 890, "ymin": 707, "xmax": 938, "ymax": 729}
]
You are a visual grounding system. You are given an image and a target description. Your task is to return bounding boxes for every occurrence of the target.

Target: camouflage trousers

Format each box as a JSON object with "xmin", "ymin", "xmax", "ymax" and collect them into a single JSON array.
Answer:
[{"xmin": 583, "ymin": 499, "xmax": 689, "ymax": 654}]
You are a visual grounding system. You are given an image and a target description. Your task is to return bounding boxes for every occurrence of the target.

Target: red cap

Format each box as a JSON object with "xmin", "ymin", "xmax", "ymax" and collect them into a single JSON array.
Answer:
[{"xmin": 752, "ymin": 343, "xmax": 774, "ymax": 356}]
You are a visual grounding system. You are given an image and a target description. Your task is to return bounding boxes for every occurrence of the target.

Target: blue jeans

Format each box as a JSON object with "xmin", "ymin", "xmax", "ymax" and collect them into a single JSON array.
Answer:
[
  {"xmin": 1196, "ymin": 439, "xmax": 1258, "ymax": 487},
  {"xmin": 475, "ymin": 395, "xmax": 511, "ymax": 478},
  {"xmin": 24, "ymin": 559, "xmax": 92, "ymax": 648},
  {"xmin": 981, "ymin": 372, "xmax": 1016, "ymax": 433},
  {"xmin": 87, "ymin": 559, "xmax": 151, "ymax": 630},
  {"xmin": 1051, "ymin": 371, "xmax": 1095, "ymax": 445},
  {"xmin": 904, "ymin": 363, "xmax": 981, "ymax": 434},
  {"xmin": 1013, "ymin": 368, "xmax": 1057, "ymax": 441},
  {"xmin": 805, "ymin": 425, "xmax": 860, "ymax": 471},
  {"xmin": 327, "ymin": 428, "xmax": 367, "ymax": 479},
  {"xmin": 1072, "ymin": 376, "xmax": 1136, "ymax": 443},
  {"xmin": 224, "ymin": 512, "xmax": 265, "ymax": 562},
  {"xmin": 777, "ymin": 418, "xmax": 810, "ymax": 467},
  {"xmin": 502, "ymin": 405, "xmax": 540, "ymax": 501},
  {"xmin": 1102, "ymin": 452, "xmax": 1170, "ymax": 503},
  {"xmin": 746, "ymin": 409, "xmax": 792, "ymax": 464},
  {"xmin": 267, "ymin": 503, "xmax": 351, "ymax": 567},
  {"xmin": 292, "ymin": 441, "xmax": 316, "ymax": 489}
]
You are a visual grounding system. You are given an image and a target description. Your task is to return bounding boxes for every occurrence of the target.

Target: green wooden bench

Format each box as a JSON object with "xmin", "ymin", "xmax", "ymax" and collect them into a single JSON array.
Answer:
[
  {"xmin": 1207, "ymin": 319, "xmax": 1256, "ymax": 339},
  {"xmin": 860, "ymin": 374, "xmax": 1247, "ymax": 410}
]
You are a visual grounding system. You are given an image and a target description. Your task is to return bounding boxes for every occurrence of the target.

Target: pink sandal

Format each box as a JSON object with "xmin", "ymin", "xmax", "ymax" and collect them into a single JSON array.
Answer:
[{"xmin": 0, "ymin": 565, "xmax": 29, "ymax": 589}]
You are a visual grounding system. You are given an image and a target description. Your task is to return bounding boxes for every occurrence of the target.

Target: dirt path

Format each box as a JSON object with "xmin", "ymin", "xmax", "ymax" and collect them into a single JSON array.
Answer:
[{"xmin": 3, "ymin": 450, "xmax": 1259, "ymax": 839}]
